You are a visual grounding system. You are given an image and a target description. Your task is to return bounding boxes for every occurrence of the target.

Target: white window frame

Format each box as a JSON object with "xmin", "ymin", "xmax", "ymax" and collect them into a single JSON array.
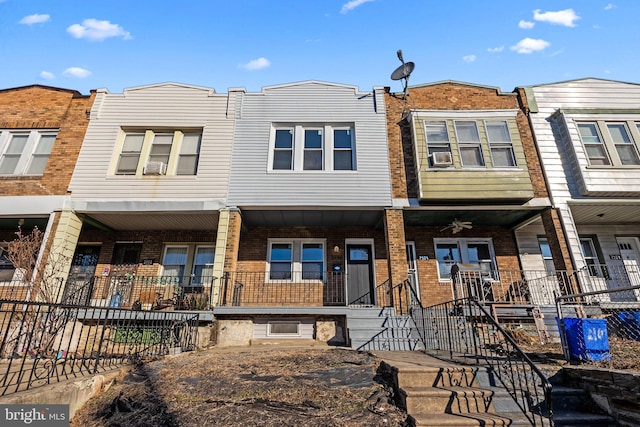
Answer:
[
  {"xmin": 267, "ymin": 239, "xmax": 326, "ymax": 282},
  {"xmin": 113, "ymin": 129, "xmax": 202, "ymax": 176},
  {"xmin": 579, "ymin": 237, "xmax": 604, "ymax": 277},
  {"xmin": 0, "ymin": 130, "xmax": 58, "ymax": 176},
  {"xmin": 576, "ymin": 120, "xmax": 640, "ymax": 167},
  {"xmin": 266, "ymin": 321, "xmax": 301, "ymax": 337},
  {"xmin": 454, "ymin": 120, "xmax": 485, "ymax": 167},
  {"xmin": 268, "ymin": 124, "xmax": 356, "ymax": 172},
  {"xmin": 538, "ymin": 237, "xmax": 555, "ymax": 274},
  {"xmin": 434, "ymin": 238, "xmax": 496, "ymax": 281},
  {"xmin": 424, "ymin": 120, "xmax": 452, "ymax": 167},
  {"xmin": 485, "ymin": 120, "xmax": 517, "ymax": 167},
  {"xmin": 161, "ymin": 244, "xmax": 215, "ymax": 283}
]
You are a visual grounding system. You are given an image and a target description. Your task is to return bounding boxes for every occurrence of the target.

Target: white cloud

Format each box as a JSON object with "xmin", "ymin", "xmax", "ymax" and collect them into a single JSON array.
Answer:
[
  {"xmin": 510, "ymin": 38, "xmax": 550, "ymax": 54},
  {"xmin": 241, "ymin": 57, "xmax": 271, "ymax": 71},
  {"xmin": 518, "ymin": 20, "xmax": 535, "ymax": 29},
  {"xmin": 487, "ymin": 46, "xmax": 504, "ymax": 53},
  {"xmin": 63, "ymin": 67, "xmax": 92, "ymax": 78},
  {"xmin": 462, "ymin": 55, "xmax": 476, "ymax": 63},
  {"xmin": 67, "ymin": 19, "xmax": 131, "ymax": 41},
  {"xmin": 604, "ymin": 3, "xmax": 616, "ymax": 10},
  {"xmin": 19, "ymin": 14, "xmax": 50, "ymax": 25},
  {"xmin": 533, "ymin": 9, "xmax": 580, "ymax": 27},
  {"xmin": 40, "ymin": 71, "xmax": 55, "ymax": 80},
  {"xmin": 340, "ymin": 0, "xmax": 374, "ymax": 14}
]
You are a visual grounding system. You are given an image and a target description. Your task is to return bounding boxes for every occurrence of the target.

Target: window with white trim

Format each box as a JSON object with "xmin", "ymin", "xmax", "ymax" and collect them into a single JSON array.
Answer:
[
  {"xmin": 267, "ymin": 239, "xmax": 325, "ymax": 281},
  {"xmin": 424, "ymin": 121, "xmax": 452, "ymax": 166},
  {"xmin": 421, "ymin": 115, "xmax": 518, "ymax": 170},
  {"xmin": 579, "ymin": 237, "xmax": 604, "ymax": 277},
  {"xmin": 455, "ymin": 121, "xmax": 484, "ymax": 167},
  {"xmin": 434, "ymin": 239, "xmax": 495, "ymax": 279},
  {"xmin": 115, "ymin": 129, "xmax": 202, "ymax": 176},
  {"xmin": 0, "ymin": 130, "xmax": 57, "ymax": 176},
  {"xmin": 161, "ymin": 244, "xmax": 214, "ymax": 284},
  {"xmin": 577, "ymin": 121, "xmax": 640, "ymax": 167},
  {"xmin": 486, "ymin": 120, "xmax": 516, "ymax": 167},
  {"xmin": 538, "ymin": 237, "xmax": 555, "ymax": 274},
  {"xmin": 270, "ymin": 124, "xmax": 355, "ymax": 171}
]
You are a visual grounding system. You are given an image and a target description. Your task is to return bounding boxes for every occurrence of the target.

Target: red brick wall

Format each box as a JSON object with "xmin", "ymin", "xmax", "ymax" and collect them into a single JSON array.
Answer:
[{"xmin": 0, "ymin": 85, "xmax": 95, "ymax": 196}]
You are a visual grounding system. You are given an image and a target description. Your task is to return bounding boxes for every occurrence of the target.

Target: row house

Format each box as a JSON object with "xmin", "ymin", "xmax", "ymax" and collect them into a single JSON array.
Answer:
[
  {"xmin": 4, "ymin": 77, "xmax": 640, "ymax": 347},
  {"xmin": 516, "ymin": 78, "xmax": 640, "ymax": 304},
  {"xmin": 383, "ymin": 81, "xmax": 572, "ymax": 309},
  {"xmin": 216, "ymin": 81, "xmax": 393, "ymax": 345},
  {"xmin": 0, "ymin": 85, "xmax": 95, "ymax": 300},
  {"xmin": 57, "ymin": 83, "xmax": 239, "ymax": 311}
]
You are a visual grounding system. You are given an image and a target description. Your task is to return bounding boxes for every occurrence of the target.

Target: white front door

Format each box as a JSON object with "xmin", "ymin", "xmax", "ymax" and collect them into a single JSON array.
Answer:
[{"xmin": 617, "ymin": 237, "xmax": 640, "ymax": 301}]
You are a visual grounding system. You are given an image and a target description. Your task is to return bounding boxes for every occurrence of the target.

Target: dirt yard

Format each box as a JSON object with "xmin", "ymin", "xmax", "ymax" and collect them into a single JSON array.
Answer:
[{"xmin": 70, "ymin": 346, "xmax": 408, "ymax": 427}]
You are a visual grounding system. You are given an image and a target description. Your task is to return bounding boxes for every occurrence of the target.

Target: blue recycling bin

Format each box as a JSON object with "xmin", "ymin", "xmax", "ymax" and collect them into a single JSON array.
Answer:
[
  {"xmin": 617, "ymin": 312, "xmax": 640, "ymax": 341},
  {"xmin": 560, "ymin": 318, "xmax": 610, "ymax": 362}
]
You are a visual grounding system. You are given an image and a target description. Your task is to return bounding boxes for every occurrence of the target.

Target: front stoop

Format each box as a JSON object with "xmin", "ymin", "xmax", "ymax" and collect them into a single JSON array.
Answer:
[
  {"xmin": 376, "ymin": 351, "xmax": 617, "ymax": 427},
  {"xmin": 383, "ymin": 360, "xmax": 530, "ymax": 426}
]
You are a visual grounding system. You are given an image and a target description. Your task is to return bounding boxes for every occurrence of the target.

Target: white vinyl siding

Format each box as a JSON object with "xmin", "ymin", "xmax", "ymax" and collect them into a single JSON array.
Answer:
[
  {"xmin": 228, "ymin": 82, "xmax": 391, "ymax": 207},
  {"xmin": 69, "ymin": 83, "xmax": 236, "ymax": 201}
]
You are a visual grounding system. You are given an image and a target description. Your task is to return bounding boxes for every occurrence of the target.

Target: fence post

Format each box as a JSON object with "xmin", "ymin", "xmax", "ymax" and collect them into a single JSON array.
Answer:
[
  {"xmin": 220, "ymin": 272, "xmax": 229, "ymax": 306},
  {"xmin": 93, "ymin": 307, "xmax": 110, "ymax": 374}
]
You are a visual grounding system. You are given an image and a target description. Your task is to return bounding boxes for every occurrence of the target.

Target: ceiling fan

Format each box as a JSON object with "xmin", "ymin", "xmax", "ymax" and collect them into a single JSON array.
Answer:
[{"xmin": 441, "ymin": 219, "xmax": 473, "ymax": 234}]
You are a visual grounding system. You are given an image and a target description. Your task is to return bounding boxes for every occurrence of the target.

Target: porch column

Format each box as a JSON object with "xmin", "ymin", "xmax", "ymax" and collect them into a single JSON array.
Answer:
[
  {"xmin": 41, "ymin": 209, "xmax": 83, "ymax": 303},
  {"xmin": 211, "ymin": 207, "xmax": 242, "ymax": 306},
  {"xmin": 384, "ymin": 207, "xmax": 408, "ymax": 288},
  {"xmin": 541, "ymin": 208, "xmax": 579, "ymax": 294}
]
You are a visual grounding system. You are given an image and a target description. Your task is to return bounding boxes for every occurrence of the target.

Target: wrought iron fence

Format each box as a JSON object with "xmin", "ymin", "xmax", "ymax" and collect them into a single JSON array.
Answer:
[
  {"xmin": 218, "ymin": 271, "xmax": 347, "ymax": 306},
  {"xmin": 0, "ymin": 299, "xmax": 199, "ymax": 396},
  {"xmin": 410, "ymin": 295, "xmax": 553, "ymax": 426},
  {"xmin": 454, "ymin": 264, "xmax": 640, "ymax": 306},
  {"xmin": 0, "ymin": 278, "xmax": 66, "ymax": 303},
  {"xmin": 555, "ymin": 284, "xmax": 640, "ymax": 366},
  {"xmin": 61, "ymin": 275, "xmax": 214, "ymax": 310}
]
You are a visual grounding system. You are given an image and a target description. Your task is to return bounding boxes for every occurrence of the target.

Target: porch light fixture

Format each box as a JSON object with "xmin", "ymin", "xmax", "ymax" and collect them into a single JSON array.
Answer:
[{"xmin": 333, "ymin": 245, "xmax": 341, "ymax": 255}]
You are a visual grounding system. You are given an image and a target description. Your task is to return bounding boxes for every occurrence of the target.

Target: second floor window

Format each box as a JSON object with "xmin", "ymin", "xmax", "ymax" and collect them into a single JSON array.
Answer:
[
  {"xmin": 270, "ymin": 124, "xmax": 355, "ymax": 172},
  {"xmin": 0, "ymin": 130, "xmax": 57, "ymax": 176},
  {"xmin": 577, "ymin": 121, "xmax": 640, "ymax": 167},
  {"xmin": 455, "ymin": 121, "xmax": 484, "ymax": 167},
  {"xmin": 115, "ymin": 129, "xmax": 202, "ymax": 176},
  {"xmin": 421, "ymin": 114, "xmax": 518, "ymax": 170}
]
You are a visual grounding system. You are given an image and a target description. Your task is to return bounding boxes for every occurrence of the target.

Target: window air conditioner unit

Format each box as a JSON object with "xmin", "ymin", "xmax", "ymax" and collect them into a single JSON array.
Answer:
[
  {"xmin": 143, "ymin": 161, "xmax": 167, "ymax": 175},
  {"xmin": 431, "ymin": 152, "xmax": 453, "ymax": 167}
]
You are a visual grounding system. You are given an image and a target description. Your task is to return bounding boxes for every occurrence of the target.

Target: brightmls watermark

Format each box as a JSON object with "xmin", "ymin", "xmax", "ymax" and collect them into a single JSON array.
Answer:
[{"xmin": 1, "ymin": 405, "xmax": 68, "ymax": 426}]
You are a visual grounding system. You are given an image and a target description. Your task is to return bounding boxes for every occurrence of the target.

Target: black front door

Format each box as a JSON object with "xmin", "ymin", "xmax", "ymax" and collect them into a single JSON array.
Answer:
[
  {"xmin": 347, "ymin": 244, "xmax": 374, "ymax": 305},
  {"xmin": 63, "ymin": 245, "xmax": 101, "ymax": 304}
]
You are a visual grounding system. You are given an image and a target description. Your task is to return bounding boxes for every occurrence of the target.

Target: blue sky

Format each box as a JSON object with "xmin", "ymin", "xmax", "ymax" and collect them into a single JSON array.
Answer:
[{"xmin": 2, "ymin": 1, "xmax": 638, "ymax": 95}]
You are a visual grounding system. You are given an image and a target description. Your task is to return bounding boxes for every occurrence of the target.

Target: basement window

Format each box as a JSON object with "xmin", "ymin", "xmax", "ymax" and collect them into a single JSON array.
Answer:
[{"xmin": 267, "ymin": 321, "xmax": 301, "ymax": 337}]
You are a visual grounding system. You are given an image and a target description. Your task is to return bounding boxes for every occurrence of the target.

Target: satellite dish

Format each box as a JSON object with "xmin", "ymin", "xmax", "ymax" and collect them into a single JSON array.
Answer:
[
  {"xmin": 390, "ymin": 61, "xmax": 415, "ymax": 81},
  {"xmin": 390, "ymin": 49, "xmax": 415, "ymax": 104}
]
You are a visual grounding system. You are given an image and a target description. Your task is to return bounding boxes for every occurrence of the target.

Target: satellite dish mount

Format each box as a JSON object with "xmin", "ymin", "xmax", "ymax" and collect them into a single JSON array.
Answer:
[{"xmin": 390, "ymin": 50, "xmax": 415, "ymax": 100}]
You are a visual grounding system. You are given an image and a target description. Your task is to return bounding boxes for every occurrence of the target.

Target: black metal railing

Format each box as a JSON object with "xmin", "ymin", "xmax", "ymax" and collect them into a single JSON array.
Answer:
[
  {"xmin": 61, "ymin": 275, "xmax": 214, "ymax": 310},
  {"xmin": 411, "ymin": 297, "xmax": 553, "ymax": 426},
  {"xmin": 218, "ymin": 271, "xmax": 347, "ymax": 306},
  {"xmin": 0, "ymin": 299, "xmax": 199, "ymax": 396}
]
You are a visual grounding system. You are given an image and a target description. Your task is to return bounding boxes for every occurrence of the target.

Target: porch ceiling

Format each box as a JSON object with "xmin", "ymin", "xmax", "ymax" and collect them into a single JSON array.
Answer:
[
  {"xmin": 0, "ymin": 217, "xmax": 49, "ymax": 232},
  {"xmin": 240, "ymin": 209, "xmax": 384, "ymax": 228},
  {"xmin": 568, "ymin": 201, "xmax": 640, "ymax": 225},
  {"xmin": 403, "ymin": 208, "xmax": 541, "ymax": 228},
  {"xmin": 83, "ymin": 212, "xmax": 219, "ymax": 231}
]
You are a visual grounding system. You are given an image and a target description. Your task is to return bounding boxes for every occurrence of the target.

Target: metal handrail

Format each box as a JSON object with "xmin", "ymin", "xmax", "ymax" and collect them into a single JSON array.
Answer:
[{"xmin": 412, "ymin": 297, "xmax": 554, "ymax": 426}]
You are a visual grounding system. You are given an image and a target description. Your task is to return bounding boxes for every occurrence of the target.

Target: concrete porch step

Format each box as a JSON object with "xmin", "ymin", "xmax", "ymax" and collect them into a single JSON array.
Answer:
[{"xmin": 409, "ymin": 412, "xmax": 530, "ymax": 426}]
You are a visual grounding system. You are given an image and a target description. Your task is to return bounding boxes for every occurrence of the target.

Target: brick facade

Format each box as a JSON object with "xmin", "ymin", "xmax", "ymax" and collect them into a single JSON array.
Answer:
[
  {"xmin": 0, "ymin": 85, "xmax": 95, "ymax": 196},
  {"xmin": 384, "ymin": 81, "xmax": 557, "ymax": 306}
]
